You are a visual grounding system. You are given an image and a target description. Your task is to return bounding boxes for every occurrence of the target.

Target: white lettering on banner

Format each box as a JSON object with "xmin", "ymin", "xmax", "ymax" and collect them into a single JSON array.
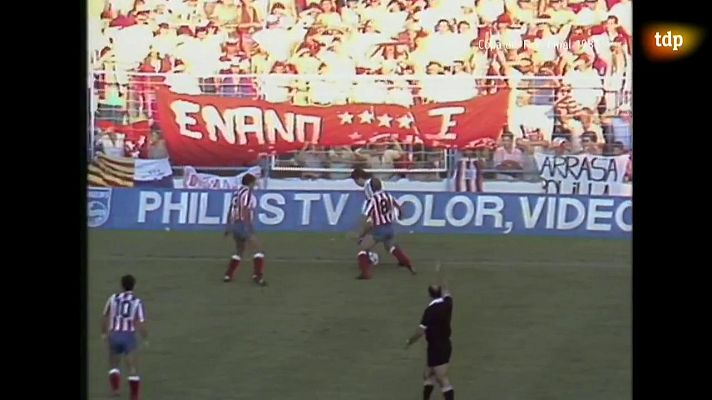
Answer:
[
  {"xmin": 520, "ymin": 196, "xmax": 546, "ymax": 229},
  {"xmin": 427, "ymin": 107, "xmax": 464, "ymax": 140},
  {"xmin": 546, "ymin": 197, "xmax": 556, "ymax": 229},
  {"xmin": 198, "ymin": 193, "xmax": 221, "ymax": 224},
  {"xmin": 170, "ymin": 100, "xmax": 323, "ymax": 145},
  {"xmin": 163, "ymin": 192, "xmax": 189, "ymax": 224},
  {"xmin": 615, "ymin": 200, "xmax": 632, "ymax": 232},
  {"xmin": 171, "ymin": 100, "xmax": 202, "ymax": 139},
  {"xmin": 323, "ymin": 193, "xmax": 349, "ymax": 225},
  {"xmin": 518, "ymin": 196, "xmax": 632, "ymax": 232},
  {"xmin": 259, "ymin": 193, "xmax": 285, "ymax": 225},
  {"xmin": 294, "ymin": 193, "xmax": 321, "ymax": 225},
  {"xmin": 188, "ymin": 192, "xmax": 199, "ymax": 223},
  {"xmin": 423, "ymin": 195, "xmax": 446, "ymax": 227},
  {"xmin": 586, "ymin": 198, "xmax": 615, "ymax": 231},
  {"xmin": 475, "ymin": 196, "xmax": 505, "ymax": 228},
  {"xmin": 296, "ymin": 115, "xmax": 322, "ymax": 144},
  {"xmin": 556, "ymin": 198, "xmax": 586, "ymax": 230},
  {"xmin": 129, "ymin": 191, "xmax": 630, "ymax": 234},
  {"xmin": 137, "ymin": 191, "xmax": 162, "ymax": 223},
  {"xmin": 235, "ymin": 107, "xmax": 264, "ymax": 145},
  {"xmin": 203, "ymin": 105, "xmax": 234, "ymax": 143},
  {"xmin": 444, "ymin": 196, "xmax": 474, "ymax": 227},
  {"xmin": 396, "ymin": 194, "xmax": 422, "ymax": 226},
  {"xmin": 221, "ymin": 192, "xmax": 233, "ymax": 224},
  {"xmin": 264, "ymin": 110, "xmax": 295, "ymax": 143}
]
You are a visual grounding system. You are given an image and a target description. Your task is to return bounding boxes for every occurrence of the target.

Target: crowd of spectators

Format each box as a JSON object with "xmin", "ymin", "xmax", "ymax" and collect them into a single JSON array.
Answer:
[{"xmin": 90, "ymin": 0, "xmax": 632, "ymax": 179}]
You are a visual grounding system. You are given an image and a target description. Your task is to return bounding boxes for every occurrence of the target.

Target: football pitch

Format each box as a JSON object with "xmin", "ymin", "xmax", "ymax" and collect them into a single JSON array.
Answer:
[{"xmin": 88, "ymin": 230, "xmax": 631, "ymax": 400}]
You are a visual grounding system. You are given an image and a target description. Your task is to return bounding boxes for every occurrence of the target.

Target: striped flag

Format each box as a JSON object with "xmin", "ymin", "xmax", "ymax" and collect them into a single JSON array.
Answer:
[{"xmin": 88, "ymin": 153, "xmax": 174, "ymax": 188}]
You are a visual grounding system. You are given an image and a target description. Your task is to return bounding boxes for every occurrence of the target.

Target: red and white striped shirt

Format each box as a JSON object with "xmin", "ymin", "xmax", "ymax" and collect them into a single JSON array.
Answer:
[
  {"xmin": 364, "ymin": 191, "xmax": 399, "ymax": 226},
  {"xmin": 103, "ymin": 291, "xmax": 146, "ymax": 333},
  {"xmin": 230, "ymin": 186, "xmax": 257, "ymax": 223}
]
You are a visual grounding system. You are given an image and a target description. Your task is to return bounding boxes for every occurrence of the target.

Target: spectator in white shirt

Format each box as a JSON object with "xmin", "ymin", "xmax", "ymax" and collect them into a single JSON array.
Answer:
[
  {"xmin": 152, "ymin": 23, "xmax": 178, "ymax": 56},
  {"xmin": 543, "ymin": 0, "xmax": 575, "ymax": 26},
  {"xmin": 341, "ymin": 0, "xmax": 362, "ymax": 29},
  {"xmin": 493, "ymin": 132, "xmax": 525, "ymax": 179},
  {"xmin": 317, "ymin": 0, "xmax": 343, "ymax": 29},
  {"xmin": 563, "ymin": 55, "xmax": 603, "ymax": 110},
  {"xmin": 476, "ymin": 0, "xmax": 505, "ymax": 24},
  {"xmin": 260, "ymin": 62, "xmax": 294, "ymax": 102},
  {"xmin": 609, "ymin": 0, "xmax": 632, "ymax": 36},
  {"xmin": 572, "ymin": 0, "xmax": 604, "ymax": 26},
  {"xmin": 532, "ymin": 22, "xmax": 572, "ymax": 64},
  {"xmin": 351, "ymin": 70, "xmax": 390, "ymax": 103}
]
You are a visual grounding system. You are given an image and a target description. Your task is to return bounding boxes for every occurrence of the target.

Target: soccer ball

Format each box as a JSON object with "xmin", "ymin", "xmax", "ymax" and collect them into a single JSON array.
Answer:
[{"xmin": 368, "ymin": 251, "xmax": 380, "ymax": 266}]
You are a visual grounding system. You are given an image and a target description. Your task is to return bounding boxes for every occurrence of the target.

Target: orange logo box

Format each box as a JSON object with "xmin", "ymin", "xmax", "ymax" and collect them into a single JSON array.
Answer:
[{"xmin": 643, "ymin": 24, "xmax": 705, "ymax": 62}]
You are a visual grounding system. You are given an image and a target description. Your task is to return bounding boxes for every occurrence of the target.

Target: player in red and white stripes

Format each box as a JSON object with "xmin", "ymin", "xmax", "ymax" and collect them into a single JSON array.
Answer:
[
  {"xmin": 355, "ymin": 178, "xmax": 415, "ymax": 279},
  {"xmin": 223, "ymin": 173, "xmax": 267, "ymax": 286},
  {"xmin": 102, "ymin": 274, "xmax": 148, "ymax": 399}
]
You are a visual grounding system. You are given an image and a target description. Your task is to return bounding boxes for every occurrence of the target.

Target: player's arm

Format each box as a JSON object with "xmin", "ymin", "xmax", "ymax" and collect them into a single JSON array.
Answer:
[
  {"xmin": 101, "ymin": 296, "xmax": 112, "ymax": 340},
  {"xmin": 224, "ymin": 193, "xmax": 235, "ymax": 236},
  {"xmin": 406, "ymin": 310, "xmax": 429, "ymax": 348},
  {"xmin": 135, "ymin": 301, "xmax": 149, "ymax": 346},
  {"xmin": 392, "ymin": 198, "xmax": 402, "ymax": 220},
  {"xmin": 356, "ymin": 199, "xmax": 374, "ymax": 239},
  {"xmin": 244, "ymin": 195, "xmax": 257, "ymax": 232}
]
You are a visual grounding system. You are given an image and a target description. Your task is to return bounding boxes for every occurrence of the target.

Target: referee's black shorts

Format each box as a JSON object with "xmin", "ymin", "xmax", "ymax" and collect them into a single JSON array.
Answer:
[{"xmin": 427, "ymin": 341, "xmax": 452, "ymax": 367}]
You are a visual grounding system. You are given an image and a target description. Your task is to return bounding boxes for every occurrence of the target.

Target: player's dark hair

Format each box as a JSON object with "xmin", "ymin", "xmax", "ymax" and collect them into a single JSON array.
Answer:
[
  {"xmin": 242, "ymin": 173, "xmax": 257, "ymax": 186},
  {"xmin": 121, "ymin": 274, "xmax": 136, "ymax": 291},
  {"xmin": 369, "ymin": 177, "xmax": 382, "ymax": 192},
  {"xmin": 501, "ymin": 132, "xmax": 514, "ymax": 140},
  {"xmin": 428, "ymin": 285, "xmax": 442, "ymax": 299},
  {"xmin": 350, "ymin": 167, "xmax": 370, "ymax": 180}
]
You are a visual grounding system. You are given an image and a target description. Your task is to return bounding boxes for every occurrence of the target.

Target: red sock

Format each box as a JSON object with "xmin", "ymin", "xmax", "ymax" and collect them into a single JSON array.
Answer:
[
  {"xmin": 253, "ymin": 253, "xmax": 265, "ymax": 277},
  {"xmin": 128, "ymin": 376, "xmax": 140, "ymax": 400},
  {"xmin": 391, "ymin": 246, "xmax": 412, "ymax": 267},
  {"xmin": 358, "ymin": 251, "xmax": 371, "ymax": 277},
  {"xmin": 108, "ymin": 369, "xmax": 120, "ymax": 392},
  {"xmin": 225, "ymin": 255, "xmax": 240, "ymax": 278}
]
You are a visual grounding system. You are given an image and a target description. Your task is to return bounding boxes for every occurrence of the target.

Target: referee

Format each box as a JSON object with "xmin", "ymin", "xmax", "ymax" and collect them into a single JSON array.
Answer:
[{"xmin": 406, "ymin": 262, "xmax": 455, "ymax": 400}]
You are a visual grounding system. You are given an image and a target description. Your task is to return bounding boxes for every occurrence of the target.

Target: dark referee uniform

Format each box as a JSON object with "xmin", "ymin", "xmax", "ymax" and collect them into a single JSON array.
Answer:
[{"xmin": 419, "ymin": 294, "xmax": 453, "ymax": 367}]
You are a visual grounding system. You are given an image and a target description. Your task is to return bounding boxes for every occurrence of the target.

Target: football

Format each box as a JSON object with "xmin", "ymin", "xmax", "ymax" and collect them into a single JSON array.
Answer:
[{"xmin": 368, "ymin": 251, "xmax": 380, "ymax": 266}]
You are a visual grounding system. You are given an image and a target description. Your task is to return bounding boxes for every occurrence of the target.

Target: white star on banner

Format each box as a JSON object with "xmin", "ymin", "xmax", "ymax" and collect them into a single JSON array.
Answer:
[
  {"xmin": 397, "ymin": 114, "xmax": 414, "ymax": 129},
  {"xmin": 349, "ymin": 132, "xmax": 362, "ymax": 140},
  {"xmin": 377, "ymin": 113, "xmax": 393, "ymax": 128},
  {"xmin": 338, "ymin": 111, "xmax": 354, "ymax": 125},
  {"xmin": 358, "ymin": 109, "xmax": 375, "ymax": 124}
]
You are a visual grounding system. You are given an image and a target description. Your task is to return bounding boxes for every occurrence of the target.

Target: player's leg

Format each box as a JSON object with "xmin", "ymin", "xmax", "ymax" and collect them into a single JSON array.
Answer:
[
  {"xmin": 422, "ymin": 366, "xmax": 436, "ymax": 400},
  {"xmin": 356, "ymin": 234, "xmax": 376, "ymax": 279},
  {"xmin": 123, "ymin": 335, "xmax": 141, "ymax": 400},
  {"xmin": 383, "ymin": 231, "xmax": 414, "ymax": 273},
  {"xmin": 432, "ymin": 363, "xmax": 454, "ymax": 400},
  {"xmin": 107, "ymin": 336, "xmax": 122, "ymax": 396},
  {"xmin": 224, "ymin": 230, "xmax": 247, "ymax": 282},
  {"xmin": 124, "ymin": 353, "xmax": 141, "ymax": 400},
  {"xmin": 247, "ymin": 234, "xmax": 267, "ymax": 286}
]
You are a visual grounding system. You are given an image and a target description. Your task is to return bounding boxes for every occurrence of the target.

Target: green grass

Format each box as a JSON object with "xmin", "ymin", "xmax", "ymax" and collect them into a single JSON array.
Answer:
[{"xmin": 88, "ymin": 231, "xmax": 631, "ymax": 400}]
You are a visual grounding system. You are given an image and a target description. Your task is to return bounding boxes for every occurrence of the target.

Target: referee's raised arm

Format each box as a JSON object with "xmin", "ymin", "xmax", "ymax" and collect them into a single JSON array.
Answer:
[{"xmin": 435, "ymin": 261, "xmax": 452, "ymax": 298}]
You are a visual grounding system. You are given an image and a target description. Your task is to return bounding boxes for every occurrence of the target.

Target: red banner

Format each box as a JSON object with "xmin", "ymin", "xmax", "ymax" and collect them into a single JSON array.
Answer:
[{"xmin": 155, "ymin": 87, "xmax": 510, "ymax": 167}]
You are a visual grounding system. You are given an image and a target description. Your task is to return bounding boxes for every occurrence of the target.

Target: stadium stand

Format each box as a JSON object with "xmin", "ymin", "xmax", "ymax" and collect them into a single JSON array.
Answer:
[{"xmin": 89, "ymin": 0, "xmax": 632, "ymax": 183}]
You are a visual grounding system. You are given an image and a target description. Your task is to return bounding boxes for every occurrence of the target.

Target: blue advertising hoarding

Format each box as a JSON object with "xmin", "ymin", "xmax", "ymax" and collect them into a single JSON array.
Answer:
[{"xmin": 88, "ymin": 188, "xmax": 631, "ymax": 239}]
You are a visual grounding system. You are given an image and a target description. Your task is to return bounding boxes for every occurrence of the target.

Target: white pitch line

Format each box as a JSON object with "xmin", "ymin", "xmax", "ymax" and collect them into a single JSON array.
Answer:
[{"xmin": 91, "ymin": 254, "xmax": 630, "ymax": 269}]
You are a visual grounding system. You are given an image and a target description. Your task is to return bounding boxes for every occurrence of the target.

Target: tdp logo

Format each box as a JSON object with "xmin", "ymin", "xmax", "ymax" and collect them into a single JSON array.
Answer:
[
  {"xmin": 654, "ymin": 31, "xmax": 683, "ymax": 51},
  {"xmin": 88, "ymin": 188, "xmax": 112, "ymax": 228},
  {"xmin": 644, "ymin": 24, "xmax": 705, "ymax": 61}
]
